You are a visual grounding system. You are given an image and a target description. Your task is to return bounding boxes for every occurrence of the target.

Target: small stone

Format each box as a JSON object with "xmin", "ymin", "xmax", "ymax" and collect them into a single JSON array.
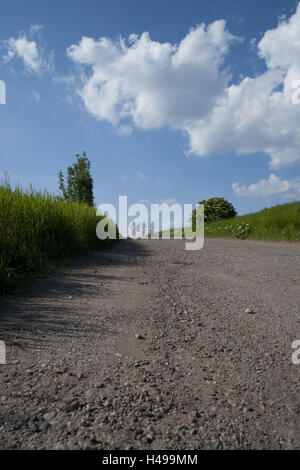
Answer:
[
  {"xmin": 245, "ymin": 308, "xmax": 255, "ymax": 314},
  {"xmin": 145, "ymin": 433, "xmax": 154, "ymax": 443},
  {"xmin": 63, "ymin": 400, "xmax": 81, "ymax": 412},
  {"xmin": 43, "ymin": 411, "xmax": 57, "ymax": 421},
  {"xmin": 135, "ymin": 334, "xmax": 144, "ymax": 340}
]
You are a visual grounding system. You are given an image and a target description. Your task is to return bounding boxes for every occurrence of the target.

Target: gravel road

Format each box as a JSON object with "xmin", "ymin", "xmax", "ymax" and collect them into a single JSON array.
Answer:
[{"xmin": 0, "ymin": 238, "xmax": 299, "ymax": 449}]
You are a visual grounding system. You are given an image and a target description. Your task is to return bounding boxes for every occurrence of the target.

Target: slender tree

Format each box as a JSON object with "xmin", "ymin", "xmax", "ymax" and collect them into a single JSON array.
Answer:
[
  {"xmin": 150, "ymin": 221, "xmax": 155, "ymax": 238},
  {"xmin": 141, "ymin": 221, "xmax": 147, "ymax": 238},
  {"xmin": 58, "ymin": 152, "xmax": 94, "ymax": 206},
  {"xmin": 131, "ymin": 221, "xmax": 137, "ymax": 238}
]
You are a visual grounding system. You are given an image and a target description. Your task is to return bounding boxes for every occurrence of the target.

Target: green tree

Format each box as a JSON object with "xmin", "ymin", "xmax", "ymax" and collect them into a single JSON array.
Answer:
[
  {"xmin": 58, "ymin": 152, "xmax": 94, "ymax": 206},
  {"xmin": 192, "ymin": 197, "xmax": 237, "ymax": 230}
]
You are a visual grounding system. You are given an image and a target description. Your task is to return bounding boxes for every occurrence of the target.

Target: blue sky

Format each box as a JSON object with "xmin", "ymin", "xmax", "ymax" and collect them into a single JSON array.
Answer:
[{"xmin": 1, "ymin": 0, "xmax": 300, "ymax": 221}]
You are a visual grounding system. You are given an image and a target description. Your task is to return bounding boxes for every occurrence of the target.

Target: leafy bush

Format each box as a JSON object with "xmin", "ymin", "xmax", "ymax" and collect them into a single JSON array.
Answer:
[
  {"xmin": 230, "ymin": 222, "xmax": 252, "ymax": 239},
  {"xmin": 192, "ymin": 197, "xmax": 237, "ymax": 229},
  {"xmin": 0, "ymin": 183, "xmax": 118, "ymax": 294}
]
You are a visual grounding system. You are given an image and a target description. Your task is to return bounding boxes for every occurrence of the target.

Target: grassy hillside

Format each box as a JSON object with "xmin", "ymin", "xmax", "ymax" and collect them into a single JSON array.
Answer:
[
  {"xmin": 0, "ymin": 184, "xmax": 117, "ymax": 293},
  {"xmin": 162, "ymin": 202, "xmax": 300, "ymax": 242},
  {"xmin": 202, "ymin": 202, "xmax": 300, "ymax": 241}
]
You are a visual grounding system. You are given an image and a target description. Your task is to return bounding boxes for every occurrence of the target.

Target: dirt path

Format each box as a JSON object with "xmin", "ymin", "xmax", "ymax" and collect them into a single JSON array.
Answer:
[{"xmin": 0, "ymin": 238, "xmax": 299, "ymax": 449}]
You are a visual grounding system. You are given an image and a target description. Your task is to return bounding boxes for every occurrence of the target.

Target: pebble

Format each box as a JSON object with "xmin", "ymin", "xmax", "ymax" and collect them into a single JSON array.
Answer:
[
  {"xmin": 63, "ymin": 400, "xmax": 81, "ymax": 413},
  {"xmin": 43, "ymin": 411, "xmax": 57, "ymax": 421},
  {"xmin": 245, "ymin": 308, "xmax": 256, "ymax": 314},
  {"xmin": 135, "ymin": 334, "xmax": 144, "ymax": 340}
]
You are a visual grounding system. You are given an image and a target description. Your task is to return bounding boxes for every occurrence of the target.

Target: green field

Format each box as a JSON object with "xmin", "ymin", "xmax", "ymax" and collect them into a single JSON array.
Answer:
[
  {"xmin": 163, "ymin": 202, "xmax": 300, "ymax": 242},
  {"xmin": 0, "ymin": 184, "xmax": 117, "ymax": 294}
]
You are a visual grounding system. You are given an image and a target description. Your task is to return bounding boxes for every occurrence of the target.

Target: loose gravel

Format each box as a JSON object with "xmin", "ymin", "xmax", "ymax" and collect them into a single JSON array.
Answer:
[{"xmin": 0, "ymin": 238, "xmax": 299, "ymax": 449}]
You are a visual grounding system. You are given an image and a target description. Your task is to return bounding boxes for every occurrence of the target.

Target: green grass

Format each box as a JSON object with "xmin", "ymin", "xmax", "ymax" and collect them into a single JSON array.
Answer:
[
  {"xmin": 0, "ymin": 183, "xmax": 117, "ymax": 294},
  {"xmin": 202, "ymin": 202, "xmax": 300, "ymax": 241},
  {"xmin": 160, "ymin": 202, "xmax": 300, "ymax": 242}
]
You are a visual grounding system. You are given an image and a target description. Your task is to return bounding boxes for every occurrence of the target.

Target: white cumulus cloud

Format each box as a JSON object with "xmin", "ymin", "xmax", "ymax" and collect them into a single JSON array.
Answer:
[
  {"xmin": 67, "ymin": 3, "xmax": 300, "ymax": 168},
  {"xmin": 232, "ymin": 174, "xmax": 300, "ymax": 198},
  {"xmin": 67, "ymin": 21, "xmax": 236, "ymax": 130},
  {"xmin": 2, "ymin": 32, "xmax": 53, "ymax": 74},
  {"xmin": 190, "ymin": 3, "xmax": 300, "ymax": 168}
]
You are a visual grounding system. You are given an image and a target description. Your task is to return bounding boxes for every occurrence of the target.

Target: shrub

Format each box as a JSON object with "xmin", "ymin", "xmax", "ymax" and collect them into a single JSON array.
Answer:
[
  {"xmin": 230, "ymin": 222, "xmax": 252, "ymax": 239},
  {"xmin": 192, "ymin": 197, "xmax": 237, "ymax": 229}
]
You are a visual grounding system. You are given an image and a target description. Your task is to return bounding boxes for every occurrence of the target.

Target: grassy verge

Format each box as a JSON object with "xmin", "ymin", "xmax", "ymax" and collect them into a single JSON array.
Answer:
[
  {"xmin": 0, "ymin": 184, "xmax": 117, "ymax": 294},
  {"xmin": 202, "ymin": 202, "xmax": 300, "ymax": 241},
  {"xmin": 159, "ymin": 202, "xmax": 300, "ymax": 242}
]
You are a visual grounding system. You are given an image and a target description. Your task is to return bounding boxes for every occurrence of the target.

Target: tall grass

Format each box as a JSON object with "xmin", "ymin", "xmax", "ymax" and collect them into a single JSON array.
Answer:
[
  {"xmin": 182, "ymin": 202, "xmax": 300, "ymax": 241},
  {"xmin": 0, "ymin": 183, "xmax": 116, "ymax": 293}
]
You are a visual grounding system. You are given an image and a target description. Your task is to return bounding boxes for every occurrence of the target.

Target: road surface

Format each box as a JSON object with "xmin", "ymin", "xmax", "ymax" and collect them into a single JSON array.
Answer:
[{"xmin": 0, "ymin": 238, "xmax": 299, "ymax": 449}]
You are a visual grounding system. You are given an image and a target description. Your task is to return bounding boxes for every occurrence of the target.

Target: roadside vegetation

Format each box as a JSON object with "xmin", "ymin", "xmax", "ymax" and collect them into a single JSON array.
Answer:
[
  {"xmin": 0, "ymin": 154, "xmax": 117, "ymax": 294},
  {"xmin": 58, "ymin": 152, "xmax": 94, "ymax": 206},
  {"xmin": 203, "ymin": 202, "xmax": 300, "ymax": 241},
  {"xmin": 161, "ymin": 199, "xmax": 300, "ymax": 242},
  {"xmin": 191, "ymin": 197, "xmax": 237, "ymax": 227}
]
